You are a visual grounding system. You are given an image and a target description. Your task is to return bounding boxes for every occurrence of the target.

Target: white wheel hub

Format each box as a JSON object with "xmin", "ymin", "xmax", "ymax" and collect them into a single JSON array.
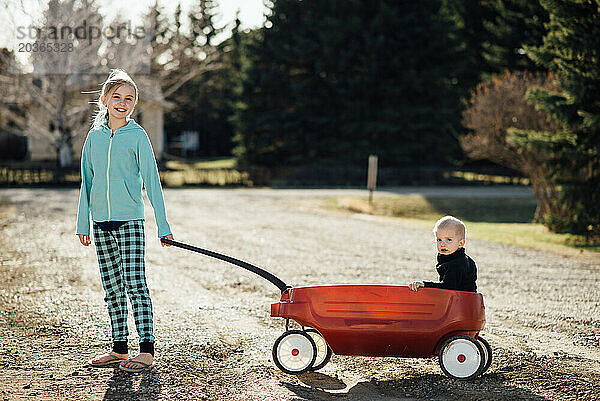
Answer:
[
  {"xmin": 440, "ymin": 337, "xmax": 483, "ymax": 379},
  {"xmin": 275, "ymin": 332, "xmax": 315, "ymax": 372}
]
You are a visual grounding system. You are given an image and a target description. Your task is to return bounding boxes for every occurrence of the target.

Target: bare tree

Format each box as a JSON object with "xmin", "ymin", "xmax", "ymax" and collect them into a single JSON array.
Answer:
[
  {"xmin": 0, "ymin": 0, "xmax": 154, "ymax": 168},
  {"xmin": 0, "ymin": 0, "xmax": 230, "ymax": 168},
  {"xmin": 146, "ymin": 0, "xmax": 224, "ymax": 100},
  {"xmin": 0, "ymin": 0, "xmax": 106, "ymax": 167},
  {"xmin": 461, "ymin": 71, "xmax": 563, "ymax": 221}
]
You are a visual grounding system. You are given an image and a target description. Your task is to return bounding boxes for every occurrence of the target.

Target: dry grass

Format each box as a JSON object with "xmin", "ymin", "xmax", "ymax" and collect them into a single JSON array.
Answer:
[{"xmin": 333, "ymin": 195, "xmax": 600, "ymax": 255}]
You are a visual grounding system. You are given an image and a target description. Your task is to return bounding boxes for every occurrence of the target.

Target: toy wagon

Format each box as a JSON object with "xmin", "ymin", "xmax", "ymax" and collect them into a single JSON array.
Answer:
[
  {"xmin": 271, "ymin": 284, "xmax": 491, "ymax": 380},
  {"xmin": 162, "ymin": 239, "xmax": 492, "ymax": 381}
]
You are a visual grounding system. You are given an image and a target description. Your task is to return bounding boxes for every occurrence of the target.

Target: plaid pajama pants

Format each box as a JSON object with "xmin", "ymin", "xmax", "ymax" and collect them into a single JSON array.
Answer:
[{"xmin": 93, "ymin": 220, "xmax": 154, "ymax": 343}]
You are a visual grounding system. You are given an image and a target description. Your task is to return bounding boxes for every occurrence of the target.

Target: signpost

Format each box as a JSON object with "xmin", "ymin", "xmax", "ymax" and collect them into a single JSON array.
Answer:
[{"xmin": 367, "ymin": 155, "xmax": 378, "ymax": 204}]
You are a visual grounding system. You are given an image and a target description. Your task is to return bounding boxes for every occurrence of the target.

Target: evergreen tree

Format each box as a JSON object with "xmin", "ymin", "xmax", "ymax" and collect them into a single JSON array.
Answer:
[
  {"xmin": 443, "ymin": 0, "xmax": 493, "ymax": 92},
  {"xmin": 148, "ymin": 1, "xmax": 172, "ymax": 77},
  {"xmin": 235, "ymin": 0, "xmax": 467, "ymax": 167},
  {"xmin": 509, "ymin": 0, "xmax": 600, "ymax": 236},
  {"xmin": 482, "ymin": 0, "xmax": 549, "ymax": 73},
  {"xmin": 162, "ymin": 0, "xmax": 235, "ymax": 156},
  {"xmin": 188, "ymin": 0, "xmax": 223, "ymax": 49}
]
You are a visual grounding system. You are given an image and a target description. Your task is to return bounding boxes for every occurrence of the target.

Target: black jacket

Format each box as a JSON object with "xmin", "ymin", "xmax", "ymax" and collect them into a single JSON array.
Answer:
[{"xmin": 423, "ymin": 248, "xmax": 477, "ymax": 292}]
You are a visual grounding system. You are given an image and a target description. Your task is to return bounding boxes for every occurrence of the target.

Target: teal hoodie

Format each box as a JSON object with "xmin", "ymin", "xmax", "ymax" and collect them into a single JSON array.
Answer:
[{"xmin": 76, "ymin": 119, "xmax": 171, "ymax": 237}]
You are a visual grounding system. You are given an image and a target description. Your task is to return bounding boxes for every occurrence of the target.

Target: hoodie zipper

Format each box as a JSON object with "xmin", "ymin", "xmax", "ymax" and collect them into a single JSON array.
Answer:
[{"xmin": 106, "ymin": 130, "xmax": 114, "ymax": 220}]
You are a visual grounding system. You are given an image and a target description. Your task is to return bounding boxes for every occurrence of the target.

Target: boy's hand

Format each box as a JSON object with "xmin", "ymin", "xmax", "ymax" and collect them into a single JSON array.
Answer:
[
  {"xmin": 77, "ymin": 234, "xmax": 91, "ymax": 246},
  {"xmin": 160, "ymin": 234, "xmax": 174, "ymax": 247},
  {"xmin": 408, "ymin": 281, "xmax": 424, "ymax": 291}
]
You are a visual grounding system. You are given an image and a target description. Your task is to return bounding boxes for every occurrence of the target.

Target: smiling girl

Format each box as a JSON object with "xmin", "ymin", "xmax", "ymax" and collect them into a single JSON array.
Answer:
[{"xmin": 76, "ymin": 69, "xmax": 173, "ymax": 373}]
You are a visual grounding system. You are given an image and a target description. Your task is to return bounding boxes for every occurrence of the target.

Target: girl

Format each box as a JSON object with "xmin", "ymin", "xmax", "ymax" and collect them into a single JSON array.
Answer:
[{"xmin": 76, "ymin": 69, "xmax": 173, "ymax": 373}]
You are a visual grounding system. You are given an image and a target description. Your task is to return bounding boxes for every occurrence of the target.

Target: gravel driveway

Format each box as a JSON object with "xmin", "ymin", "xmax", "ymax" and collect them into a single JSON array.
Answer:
[{"xmin": 0, "ymin": 188, "xmax": 598, "ymax": 401}]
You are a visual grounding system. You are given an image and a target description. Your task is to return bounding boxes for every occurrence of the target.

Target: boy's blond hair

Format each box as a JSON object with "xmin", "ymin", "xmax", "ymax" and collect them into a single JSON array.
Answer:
[{"xmin": 433, "ymin": 216, "xmax": 466, "ymax": 240}]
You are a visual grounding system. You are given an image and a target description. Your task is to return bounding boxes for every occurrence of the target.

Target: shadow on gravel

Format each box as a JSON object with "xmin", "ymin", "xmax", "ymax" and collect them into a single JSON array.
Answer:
[
  {"xmin": 296, "ymin": 372, "xmax": 346, "ymax": 390},
  {"xmin": 102, "ymin": 369, "xmax": 161, "ymax": 401},
  {"xmin": 285, "ymin": 372, "xmax": 551, "ymax": 401}
]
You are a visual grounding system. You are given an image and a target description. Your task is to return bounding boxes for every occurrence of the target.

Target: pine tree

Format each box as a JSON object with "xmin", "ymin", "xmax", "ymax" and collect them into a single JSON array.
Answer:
[
  {"xmin": 443, "ymin": 0, "xmax": 494, "ymax": 91},
  {"xmin": 162, "ymin": 0, "xmax": 236, "ymax": 156},
  {"xmin": 235, "ymin": 0, "xmax": 467, "ymax": 167},
  {"xmin": 509, "ymin": 0, "xmax": 600, "ymax": 236},
  {"xmin": 188, "ymin": 0, "xmax": 224, "ymax": 52},
  {"xmin": 483, "ymin": 0, "xmax": 549, "ymax": 73}
]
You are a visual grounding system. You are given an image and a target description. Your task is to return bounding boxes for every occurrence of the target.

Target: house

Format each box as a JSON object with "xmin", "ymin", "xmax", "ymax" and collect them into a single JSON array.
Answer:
[{"xmin": 2, "ymin": 73, "xmax": 170, "ymax": 164}]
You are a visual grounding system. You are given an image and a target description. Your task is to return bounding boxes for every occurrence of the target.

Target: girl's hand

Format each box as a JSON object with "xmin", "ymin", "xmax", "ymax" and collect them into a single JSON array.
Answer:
[
  {"xmin": 408, "ymin": 281, "xmax": 424, "ymax": 291},
  {"xmin": 160, "ymin": 234, "xmax": 174, "ymax": 247},
  {"xmin": 78, "ymin": 234, "xmax": 91, "ymax": 246}
]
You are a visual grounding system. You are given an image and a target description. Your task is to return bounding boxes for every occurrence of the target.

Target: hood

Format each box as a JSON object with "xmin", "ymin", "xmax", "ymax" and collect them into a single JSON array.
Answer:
[{"xmin": 100, "ymin": 119, "xmax": 140, "ymax": 135}]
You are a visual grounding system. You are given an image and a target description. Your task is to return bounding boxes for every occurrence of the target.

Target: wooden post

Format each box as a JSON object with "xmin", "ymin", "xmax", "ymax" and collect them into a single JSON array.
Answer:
[{"xmin": 367, "ymin": 155, "xmax": 378, "ymax": 204}]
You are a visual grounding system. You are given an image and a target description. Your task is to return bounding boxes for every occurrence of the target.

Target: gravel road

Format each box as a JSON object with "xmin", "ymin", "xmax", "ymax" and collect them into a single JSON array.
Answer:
[{"xmin": 0, "ymin": 188, "xmax": 598, "ymax": 401}]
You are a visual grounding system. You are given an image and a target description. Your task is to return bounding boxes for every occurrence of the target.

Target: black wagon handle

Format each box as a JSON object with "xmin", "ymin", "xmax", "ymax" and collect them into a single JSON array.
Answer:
[{"xmin": 160, "ymin": 238, "xmax": 290, "ymax": 293}]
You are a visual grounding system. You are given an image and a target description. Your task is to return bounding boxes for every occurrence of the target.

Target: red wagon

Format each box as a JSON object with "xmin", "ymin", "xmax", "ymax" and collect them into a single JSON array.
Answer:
[
  {"xmin": 163, "ymin": 239, "xmax": 492, "ymax": 381},
  {"xmin": 271, "ymin": 284, "xmax": 491, "ymax": 380}
]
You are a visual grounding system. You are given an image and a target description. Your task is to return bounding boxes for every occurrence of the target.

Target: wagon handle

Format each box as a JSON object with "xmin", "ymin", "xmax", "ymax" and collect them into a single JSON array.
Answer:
[{"xmin": 160, "ymin": 238, "xmax": 290, "ymax": 293}]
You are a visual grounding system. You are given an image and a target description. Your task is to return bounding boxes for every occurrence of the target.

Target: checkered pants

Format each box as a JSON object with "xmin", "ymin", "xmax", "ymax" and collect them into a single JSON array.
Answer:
[{"xmin": 93, "ymin": 220, "xmax": 154, "ymax": 343}]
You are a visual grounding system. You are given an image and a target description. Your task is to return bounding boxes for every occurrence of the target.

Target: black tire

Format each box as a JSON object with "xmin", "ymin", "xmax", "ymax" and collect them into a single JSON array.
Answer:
[
  {"xmin": 272, "ymin": 330, "xmax": 317, "ymax": 375},
  {"xmin": 304, "ymin": 328, "xmax": 332, "ymax": 371},
  {"xmin": 439, "ymin": 335, "xmax": 485, "ymax": 380},
  {"xmin": 476, "ymin": 335, "xmax": 493, "ymax": 375}
]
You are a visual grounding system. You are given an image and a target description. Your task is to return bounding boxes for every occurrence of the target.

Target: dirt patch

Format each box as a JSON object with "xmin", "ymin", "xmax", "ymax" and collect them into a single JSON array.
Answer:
[{"xmin": 0, "ymin": 188, "xmax": 598, "ymax": 400}]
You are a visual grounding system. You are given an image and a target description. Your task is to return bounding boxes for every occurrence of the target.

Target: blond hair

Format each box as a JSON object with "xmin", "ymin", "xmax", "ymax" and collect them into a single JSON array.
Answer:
[
  {"xmin": 91, "ymin": 69, "xmax": 138, "ymax": 131},
  {"xmin": 433, "ymin": 216, "xmax": 466, "ymax": 240}
]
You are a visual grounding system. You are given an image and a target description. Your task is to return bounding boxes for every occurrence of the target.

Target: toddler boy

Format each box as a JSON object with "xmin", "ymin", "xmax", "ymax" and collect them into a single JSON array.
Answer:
[{"xmin": 409, "ymin": 216, "xmax": 477, "ymax": 292}]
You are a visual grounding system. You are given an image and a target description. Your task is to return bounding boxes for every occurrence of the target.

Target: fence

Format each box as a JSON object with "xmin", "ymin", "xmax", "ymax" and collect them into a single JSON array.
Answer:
[
  {"xmin": 247, "ymin": 165, "xmax": 529, "ymax": 187},
  {"xmin": 0, "ymin": 166, "xmax": 80, "ymax": 186},
  {"xmin": 0, "ymin": 164, "xmax": 529, "ymax": 187},
  {"xmin": 0, "ymin": 165, "xmax": 250, "ymax": 187}
]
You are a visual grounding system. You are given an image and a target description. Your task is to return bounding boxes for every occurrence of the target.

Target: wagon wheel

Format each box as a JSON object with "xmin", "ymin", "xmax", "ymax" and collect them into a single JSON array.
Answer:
[
  {"xmin": 272, "ymin": 330, "xmax": 317, "ymax": 374},
  {"xmin": 476, "ymin": 335, "xmax": 493, "ymax": 375},
  {"xmin": 304, "ymin": 329, "xmax": 332, "ymax": 371},
  {"xmin": 439, "ymin": 335, "xmax": 485, "ymax": 380}
]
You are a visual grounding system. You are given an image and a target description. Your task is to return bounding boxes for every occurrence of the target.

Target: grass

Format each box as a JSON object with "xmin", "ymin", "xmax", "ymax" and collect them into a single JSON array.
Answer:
[
  {"xmin": 161, "ymin": 157, "xmax": 248, "ymax": 186},
  {"xmin": 332, "ymin": 195, "xmax": 600, "ymax": 255},
  {"xmin": 446, "ymin": 170, "xmax": 530, "ymax": 185},
  {"xmin": 165, "ymin": 157, "xmax": 237, "ymax": 170}
]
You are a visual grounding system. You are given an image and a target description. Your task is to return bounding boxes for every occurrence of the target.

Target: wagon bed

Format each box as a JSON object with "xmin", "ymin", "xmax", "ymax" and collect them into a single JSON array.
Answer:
[{"xmin": 271, "ymin": 285, "xmax": 486, "ymax": 358}]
